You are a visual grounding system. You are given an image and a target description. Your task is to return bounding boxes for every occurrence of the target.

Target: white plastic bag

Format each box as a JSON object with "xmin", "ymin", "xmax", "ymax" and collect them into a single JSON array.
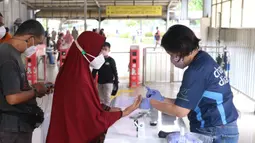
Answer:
[{"xmin": 166, "ymin": 118, "xmax": 213, "ymax": 143}]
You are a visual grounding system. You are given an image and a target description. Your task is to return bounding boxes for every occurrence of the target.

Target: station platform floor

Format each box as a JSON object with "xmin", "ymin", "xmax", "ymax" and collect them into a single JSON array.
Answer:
[{"xmin": 32, "ymin": 62, "xmax": 255, "ymax": 143}]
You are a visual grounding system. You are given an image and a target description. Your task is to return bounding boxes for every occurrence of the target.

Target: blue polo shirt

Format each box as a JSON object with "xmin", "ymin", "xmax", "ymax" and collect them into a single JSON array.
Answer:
[{"xmin": 175, "ymin": 51, "xmax": 238, "ymax": 130}]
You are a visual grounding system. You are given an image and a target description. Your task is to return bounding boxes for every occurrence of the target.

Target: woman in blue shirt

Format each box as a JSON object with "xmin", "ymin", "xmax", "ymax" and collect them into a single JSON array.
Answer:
[{"xmin": 149, "ymin": 25, "xmax": 239, "ymax": 143}]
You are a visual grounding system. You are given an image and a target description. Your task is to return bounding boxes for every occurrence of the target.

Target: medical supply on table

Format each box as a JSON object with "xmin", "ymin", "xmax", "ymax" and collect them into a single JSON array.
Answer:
[
  {"xmin": 142, "ymin": 86, "xmax": 164, "ymax": 126},
  {"xmin": 134, "ymin": 120, "xmax": 146, "ymax": 138},
  {"xmin": 166, "ymin": 132, "xmax": 213, "ymax": 143},
  {"xmin": 130, "ymin": 112, "xmax": 148, "ymax": 138},
  {"xmin": 129, "ymin": 111, "xmax": 149, "ymax": 120},
  {"xmin": 159, "ymin": 129, "xmax": 213, "ymax": 143},
  {"xmin": 167, "ymin": 132, "xmax": 202, "ymax": 143},
  {"xmin": 158, "ymin": 131, "xmax": 171, "ymax": 138},
  {"xmin": 161, "ymin": 118, "xmax": 213, "ymax": 143},
  {"xmin": 150, "ymin": 107, "xmax": 158, "ymax": 126}
]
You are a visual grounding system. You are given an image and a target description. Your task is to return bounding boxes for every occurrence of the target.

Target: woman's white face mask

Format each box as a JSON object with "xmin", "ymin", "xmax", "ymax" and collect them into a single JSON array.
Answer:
[
  {"xmin": 0, "ymin": 26, "xmax": 6, "ymax": 39},
  {"xmin": 74, "ymin": 40, "xmax": 105, "ymax": 69}
]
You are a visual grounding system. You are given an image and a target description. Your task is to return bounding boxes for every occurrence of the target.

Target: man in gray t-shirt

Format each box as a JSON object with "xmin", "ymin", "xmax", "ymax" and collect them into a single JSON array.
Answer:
[{"xmin": 0, "ymin": 20, "xmax": 50, "ymax": 143}]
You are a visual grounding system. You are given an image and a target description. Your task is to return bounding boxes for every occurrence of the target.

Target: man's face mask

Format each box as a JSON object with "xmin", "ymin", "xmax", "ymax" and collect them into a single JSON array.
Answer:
[
  {"xmin": 170, "ymin": 55, "xmax": 186, "ymax": 69},
  {"xmin": 74, "ymin": 40, "xmax": 105, "ymax": 69},
  {"xmin": 0, "ymin": 26, "xmax": 6, "ymax": 39},
  {"xmin": 24, "ymin": 37, "xmax": 37, "ymax": 57}
]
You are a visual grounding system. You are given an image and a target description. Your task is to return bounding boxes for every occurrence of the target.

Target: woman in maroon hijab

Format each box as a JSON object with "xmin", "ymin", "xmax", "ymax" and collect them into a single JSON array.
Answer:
[{"xmin": 46, "ymin": 31, "xmax": 141, "ymax": 143}]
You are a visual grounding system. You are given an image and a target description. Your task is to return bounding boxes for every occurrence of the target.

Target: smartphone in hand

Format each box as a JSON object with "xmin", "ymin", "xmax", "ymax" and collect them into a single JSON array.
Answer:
[{"xmin": 44, "ymin": 83, "xmax": 55, "ymax": 94}]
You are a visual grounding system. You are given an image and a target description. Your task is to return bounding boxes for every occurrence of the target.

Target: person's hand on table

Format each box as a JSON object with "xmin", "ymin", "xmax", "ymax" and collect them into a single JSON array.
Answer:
[{"xmin": 122, "ymin": 95, "xmax": 142, "ymax": 117}]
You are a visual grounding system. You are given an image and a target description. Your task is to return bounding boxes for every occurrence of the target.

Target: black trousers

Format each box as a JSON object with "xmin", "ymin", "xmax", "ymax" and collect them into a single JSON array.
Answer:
[{"xmin": 0, "ymin": 132, "xmax": 32, "ymax": 143}]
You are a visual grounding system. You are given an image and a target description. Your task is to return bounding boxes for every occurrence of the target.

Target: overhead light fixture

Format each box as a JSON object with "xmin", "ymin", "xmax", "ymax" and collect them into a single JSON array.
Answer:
[{"xmin": 34, "ymin": 9, "xmax": 41, "ymax": 14}]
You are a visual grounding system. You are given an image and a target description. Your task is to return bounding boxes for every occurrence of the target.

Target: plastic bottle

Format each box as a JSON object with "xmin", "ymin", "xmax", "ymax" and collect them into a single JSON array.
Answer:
[
  {"xmin": 149, "ymin": 107, "xmax": 158, "ymax": 126},
  {"xmin": 138, "ymin": 121, "xmax": 146, "ymax": 138}
]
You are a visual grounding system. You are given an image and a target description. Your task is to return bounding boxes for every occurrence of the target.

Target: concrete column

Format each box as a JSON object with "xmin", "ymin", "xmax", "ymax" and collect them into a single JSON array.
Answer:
[
  {"xmin": 180, "ymin": 0, "xmax": 188, "ymax": 20},
  {"xmin": 2, "ymin": 0, "xmax": 8, "ymax": 26},
  {"xmin": 166, "ymin": 6, "xmax": 170, "ymax": 30},
  {"xmin": 84, "ymin": 0, "xmax": 87, "ymax": 31},
  {"xmin": 59, "ymin": 19, "xmax": 63, "ymax": 32},
  {"xmin": 4, "ymin": 0, "xmax": 14, "ymax": 29},
  {"xmin": 19, "ymin": 0, "xmax": 21, "ymax": 18},
  {"xmin": 203, "ymin": 0, "xmax": 212, "ymax": 17},
  {"xmin": 98, "ymin": 8, "xmax": 101, "ymax": 30},
  {"xmin": 0, "ymin": 2, "xmax": 3, "ymax": 14},
  {"xmin": 46, "ymin": 19, "xmax": 49, "ymax": 29},
  {"xmin": 140, "ymin": 19, "xmax": 142, "ymax": 43},
  {"xmin": 27, "ymin": 10, "xmax": 35, "ymax": 19}
]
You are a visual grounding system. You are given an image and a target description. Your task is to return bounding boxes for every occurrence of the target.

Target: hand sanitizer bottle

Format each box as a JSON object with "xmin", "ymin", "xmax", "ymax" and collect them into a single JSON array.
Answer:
[{"xmin": 138, "ymin": 121, "xmax": 145, "ymax": 138}]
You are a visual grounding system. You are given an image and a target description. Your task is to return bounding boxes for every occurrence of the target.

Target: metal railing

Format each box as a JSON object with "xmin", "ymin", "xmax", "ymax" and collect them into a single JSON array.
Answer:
[
  {"xmin": 202, "ymin": 45, "xmax": 255, "ymax": 102},
  {"xmin": 142, "ymin": 47, "xmax": 171, "ymax": 84},
  {"xmin": 110, "ymin": 51, "xmax": 130, "ymax": 84}
]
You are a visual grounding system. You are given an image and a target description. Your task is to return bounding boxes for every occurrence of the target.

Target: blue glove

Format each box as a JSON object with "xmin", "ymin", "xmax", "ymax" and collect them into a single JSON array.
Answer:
[
  {"xmin": 139, "ymin": 98, "xmax": 151, "ymax": 109},
  {"xmin": 146, "ymin": 86, "xmax": 165, "ymax": 102}
]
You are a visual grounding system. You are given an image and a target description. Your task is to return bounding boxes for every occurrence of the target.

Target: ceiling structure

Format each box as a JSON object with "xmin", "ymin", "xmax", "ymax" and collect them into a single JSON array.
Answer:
[{"xmin": 22, "ymin": 0, "xmax": 180, "ymax": 19}]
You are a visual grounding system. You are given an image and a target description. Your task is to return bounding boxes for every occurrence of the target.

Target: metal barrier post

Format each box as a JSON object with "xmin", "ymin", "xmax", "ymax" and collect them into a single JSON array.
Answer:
[{"xmin": 142, "ymin": 48, "xmax": 147, "ymax": 85}]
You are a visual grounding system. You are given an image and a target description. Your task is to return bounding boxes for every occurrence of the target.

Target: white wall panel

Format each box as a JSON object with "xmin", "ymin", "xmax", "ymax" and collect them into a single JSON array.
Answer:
[
  {"xmin": 0, "ymin": 0, "xmax": 30, "ymax": 33},
  {"xmin": 207, "ymin": 27, "xmax": 255, "ymax": 100}
]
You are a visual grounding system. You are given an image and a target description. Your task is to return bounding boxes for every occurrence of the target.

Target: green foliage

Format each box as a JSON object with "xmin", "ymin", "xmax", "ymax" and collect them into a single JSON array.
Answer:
[
  {"xmin": 176, "ymin": 0, "xmax": 203, "ymax": 11},
  {"xmin": 41, "ymin": 19, "xmax": 47, "ymax": 29},
  {"xmin": 160, "ymin": 32, "xmax": 165, "ymax": 37},
  {"xmin": 145, "ymin": 32, "xmax": 153, "ymax": 37},
  {"xmin": 189, "ymin": 0, "xmax": 203, "ymax": 11},
  {"xmin": 125, "ymin": 20, "xmax": 138, "ymax": 27},
  {"xmin": 120, "ymin": 33, "xmax": 130, "ymax": 38},
  {"xmin": 142, "ymin": 37, "xmax": 154, "ymax": 44},
  {"xmin": 190, "ymin": 20, "xmax": 201, "ymax": 26}
]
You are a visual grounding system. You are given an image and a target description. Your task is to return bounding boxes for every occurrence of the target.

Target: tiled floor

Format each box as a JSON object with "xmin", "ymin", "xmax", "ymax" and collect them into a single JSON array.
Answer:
[{"xmin": 32, "ymin": 61, "xmax": 255, "ymax": 143}]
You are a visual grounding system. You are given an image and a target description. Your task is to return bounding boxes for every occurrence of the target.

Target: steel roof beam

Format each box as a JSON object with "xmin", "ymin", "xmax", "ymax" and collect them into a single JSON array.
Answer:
[
  {"xmin": 18, "ymin": 0, "xmax": 35, "ymax": 9},
  {"xmin": 39, "ymin": 7, "xmax": 100, "ymax": 10},
  {"xmin": 32, "ymin": 2, "xmax": 171, "ymax": 7},
  {"xmin": 93, "ymin": 0, "xmax": 100, "ymax": 7},
  {"xmin": 37, "ymin": 6, "xmax": 169, "ymax": 11},
  {"xmin": 28, "ymin": 0, "xmax": 172, "ymax": 4}
]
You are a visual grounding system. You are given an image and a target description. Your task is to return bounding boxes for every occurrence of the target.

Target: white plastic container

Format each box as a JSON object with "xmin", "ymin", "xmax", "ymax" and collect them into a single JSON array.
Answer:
[
  {"xmin": 134, "ymin": 120, "xmax": 146, "ymax": 138},
  {"xmin": 138, "ymin": 121, "xmax": 145, "ymax": 138}
]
